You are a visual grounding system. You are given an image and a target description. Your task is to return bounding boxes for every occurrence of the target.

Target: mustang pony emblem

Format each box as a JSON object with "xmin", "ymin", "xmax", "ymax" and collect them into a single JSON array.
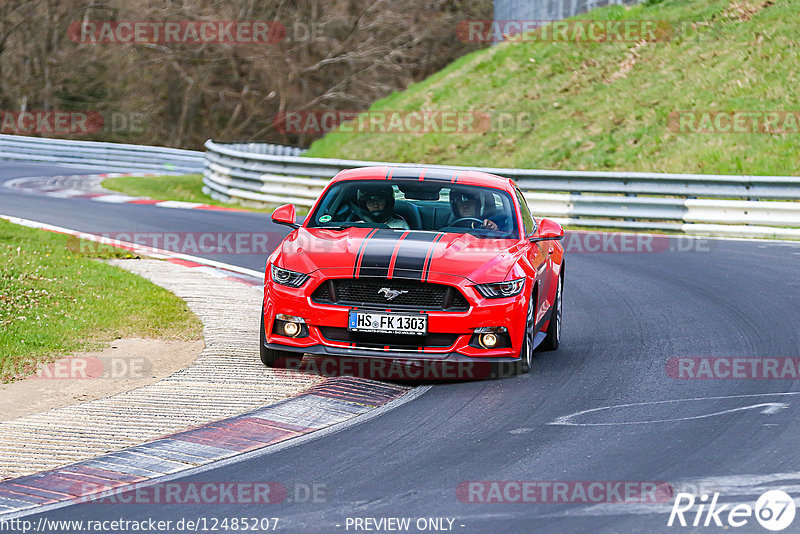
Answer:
[{"xmin": 378, "ymin": 288, "xmax": 409, "ymax": 301}]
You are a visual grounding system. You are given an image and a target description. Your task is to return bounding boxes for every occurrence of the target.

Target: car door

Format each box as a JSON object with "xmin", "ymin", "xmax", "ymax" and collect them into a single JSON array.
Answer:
[{"xmin": 515, "ymin": 187, "xmax": 552, "ymax": 325}]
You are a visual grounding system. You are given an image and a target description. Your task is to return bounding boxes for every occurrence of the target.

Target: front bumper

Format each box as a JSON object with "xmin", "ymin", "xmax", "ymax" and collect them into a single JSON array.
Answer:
[
  {"xmin": 262, "ymin": 341, "xmax": 523, "ymax": 363},
  {"xmin": 261, "ymin": 340, "xmax": 543, "ymax": 381},
  {"xmin": 263, "ymin": 274, "xmax": 530, "ymax": 361}
]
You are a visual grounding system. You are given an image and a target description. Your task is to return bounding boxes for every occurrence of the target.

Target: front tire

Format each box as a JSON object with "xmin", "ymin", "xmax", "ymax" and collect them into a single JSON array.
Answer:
[
  {"xmin": 260, "ymin": 310, "xmax": 303, "ymax": 368},
  {"xmin": 539, "ymin": 272, "xmax": 563, "ymax": 352},
  {"xmin": 515, "ymin": 287, "xmax": 537, "ymax": 374}
]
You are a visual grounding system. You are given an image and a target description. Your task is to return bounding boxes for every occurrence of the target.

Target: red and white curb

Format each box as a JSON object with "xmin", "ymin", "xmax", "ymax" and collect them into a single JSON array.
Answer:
[
  {"xmin": 0, "ymin": 378, "xmax": 413, "ymax": 517},
  {"xmin": 4, "ymin": 173, "xmax": 251, "ymax": 213}
]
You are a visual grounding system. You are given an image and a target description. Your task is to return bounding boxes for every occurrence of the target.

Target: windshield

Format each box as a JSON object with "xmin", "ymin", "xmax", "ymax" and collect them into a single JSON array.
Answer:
[{"xmin": 307, "ymin": 179, "xmax": 519, "ymax": 239}]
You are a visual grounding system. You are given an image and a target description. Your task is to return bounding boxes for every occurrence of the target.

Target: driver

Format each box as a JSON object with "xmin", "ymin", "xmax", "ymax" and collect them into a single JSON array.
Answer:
[
  {"xmin": 355, "ymin": 184, "xmax": 410, "ymax": 229},
  {"xmin": 449, "ymin": 189, "xmax": 498, "ymax": 231}
]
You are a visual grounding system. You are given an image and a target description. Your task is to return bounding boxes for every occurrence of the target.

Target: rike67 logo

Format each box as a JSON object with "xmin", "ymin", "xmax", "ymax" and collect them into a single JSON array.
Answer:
[{"xmin": 668, "ymin": 490, "xmax": 796, "ymax": 531}]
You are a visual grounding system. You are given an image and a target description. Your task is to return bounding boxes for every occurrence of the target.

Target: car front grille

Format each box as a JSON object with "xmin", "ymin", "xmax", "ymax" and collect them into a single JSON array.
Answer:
[
  {"xmin": 312, "ymin": 279, "xmax": 469, "ymax": 311},
  {"xmin": 318, "ymin": 327, "xmax": 458, "ymax": 350}
]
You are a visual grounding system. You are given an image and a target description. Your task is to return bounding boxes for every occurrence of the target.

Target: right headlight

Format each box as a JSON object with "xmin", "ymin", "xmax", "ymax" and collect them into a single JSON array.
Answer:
[
  {"xmin": 270, "ymin": 264, "xmax": 310, "ymax": 288},
  {"xmin": 474, "ymin": 278, "xmax": 525, "ymax": 299}
]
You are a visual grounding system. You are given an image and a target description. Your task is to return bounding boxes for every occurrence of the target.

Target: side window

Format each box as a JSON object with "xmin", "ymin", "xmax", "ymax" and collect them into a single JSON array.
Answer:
[{"xmin": 515, "ymin": 188, "xmax": 536, "ymax": 236}]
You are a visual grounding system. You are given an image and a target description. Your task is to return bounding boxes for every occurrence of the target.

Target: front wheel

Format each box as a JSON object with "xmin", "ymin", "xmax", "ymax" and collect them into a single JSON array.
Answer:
[
  {"xmin": 260, "ymin": 311, "xmax": 303, "ymax": 368},
  {"xmin": 539, "ymin": 273, "xmax": 563, "ymax": 352},
  {"xmin": 515, "ymin": 287, "xmax": 537, "ymax": 374}
]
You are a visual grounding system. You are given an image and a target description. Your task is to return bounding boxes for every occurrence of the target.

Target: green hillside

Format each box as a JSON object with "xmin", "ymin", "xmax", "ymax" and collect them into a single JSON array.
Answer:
[{"xmin": 307, "ymin": 0, "xmax": 800, "ymax": 176}]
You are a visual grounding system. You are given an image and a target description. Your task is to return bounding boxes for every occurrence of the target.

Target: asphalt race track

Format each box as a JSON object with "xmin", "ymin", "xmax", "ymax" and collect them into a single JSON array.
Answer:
[{"xmin": 2, "ymin": 162, "xmax": 799, "ymax": 533}]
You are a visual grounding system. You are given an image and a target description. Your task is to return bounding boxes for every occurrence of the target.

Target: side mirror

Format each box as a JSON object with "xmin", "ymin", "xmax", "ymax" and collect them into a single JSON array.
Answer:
[
  {"xmin": 271, "ymin": 204, "xmax": 299, "ymax": 229},
  {"xmin": 531, "ymin": 218, "xmax": 564, "ymax": 241}
]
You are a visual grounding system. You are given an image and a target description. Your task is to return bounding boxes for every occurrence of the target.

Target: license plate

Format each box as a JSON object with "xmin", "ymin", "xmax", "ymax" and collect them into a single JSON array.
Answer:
[{"xmin": 348, "ymin": 311, "xmax": 427, "ymax": 335}]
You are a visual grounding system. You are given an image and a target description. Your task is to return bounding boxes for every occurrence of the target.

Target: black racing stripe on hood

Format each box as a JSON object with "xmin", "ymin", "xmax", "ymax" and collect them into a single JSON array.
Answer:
[
  {"xmin": 352, "ymin": 228, "xmax": 379, "ymax": 277},
  {"xmin": 357, "ymin": 229, "xmax": 403, "ymax": 278},
  {"xmin": 422, "ymin": 232, "xmax": 446, "ymax": 282},
  {"xmin": 389, "ymin": 232, "xmax": 441, "ymax": 281}
]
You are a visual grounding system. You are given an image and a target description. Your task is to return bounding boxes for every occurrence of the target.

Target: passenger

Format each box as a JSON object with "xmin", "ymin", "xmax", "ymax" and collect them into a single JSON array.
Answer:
[
  {"xmin": 355, "ymin": 184, "xmax": 410, "ymax": 229},
  {"xmin": 448, "ymin": 189, "xmax": 500, "ymax": 231}
]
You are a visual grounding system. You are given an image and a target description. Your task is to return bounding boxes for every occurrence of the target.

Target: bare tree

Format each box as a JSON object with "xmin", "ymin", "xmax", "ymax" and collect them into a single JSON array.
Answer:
[{"xmin": 0, "ymin": 0, "xmax": 490, "ymax": 148}]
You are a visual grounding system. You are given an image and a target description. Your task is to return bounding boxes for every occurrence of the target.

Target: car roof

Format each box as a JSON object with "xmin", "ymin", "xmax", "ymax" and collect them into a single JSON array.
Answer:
[{"xmin": 331, "ymin": 166, "xmax": 516, "ymax": 192}]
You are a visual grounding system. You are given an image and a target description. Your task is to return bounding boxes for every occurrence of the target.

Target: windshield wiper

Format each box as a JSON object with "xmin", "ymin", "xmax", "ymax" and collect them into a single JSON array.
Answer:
[{"xmin": 311, "ymin": 223, "xmax": 362, "ymax": 231}]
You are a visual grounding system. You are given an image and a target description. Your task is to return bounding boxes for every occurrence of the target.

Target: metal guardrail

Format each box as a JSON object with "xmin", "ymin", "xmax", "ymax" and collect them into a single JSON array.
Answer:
[
  {"xmin": 204, "ymin": 140, "xmax": 800, "ymax": 239},
  {"xmin": 216, "ymin": 142, "xmax": 306, "ymax": 157},
  {"xmin": 0, "ymin": 135, "xmax": 795, "ymax": 239},
  {"xmin": 0, "ymin": 134, "xmax": 204, "ymax": 174}
]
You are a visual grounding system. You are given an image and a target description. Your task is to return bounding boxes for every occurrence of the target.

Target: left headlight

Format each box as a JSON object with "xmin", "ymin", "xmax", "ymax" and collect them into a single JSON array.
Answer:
[
  {"xmin": 270, "ymin": 264, "xmax": 310, "ymax": 288},
  {"xmin": 474, "ymin": 277, "xmax": 525, "ymax": 299}
]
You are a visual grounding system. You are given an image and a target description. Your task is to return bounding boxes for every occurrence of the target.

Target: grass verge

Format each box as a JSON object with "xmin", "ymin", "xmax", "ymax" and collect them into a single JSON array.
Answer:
[
  {"xmin": 306, "ymin": 0, "xmax": 800, "ymax": 176},
  {"xmin": 0, "ymin": 219, "xmax": 202, "ymax": 382}
]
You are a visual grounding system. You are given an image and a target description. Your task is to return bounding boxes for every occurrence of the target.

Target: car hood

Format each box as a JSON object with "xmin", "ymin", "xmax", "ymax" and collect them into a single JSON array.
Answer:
[{"xmin": 276, "ymin": 227, "xmax": 524, "ymax": 283}]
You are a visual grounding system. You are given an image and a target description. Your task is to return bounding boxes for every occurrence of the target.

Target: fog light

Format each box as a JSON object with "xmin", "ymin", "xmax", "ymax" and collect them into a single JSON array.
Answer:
[
  {"xmin": 275, "ymin": 314, "xmax": 307, "ymax": 338},
  {"xmin": 283, "ymin": 322, "xmax": 300, "ymax": 337},
  {"xmin": 480, "ymin": 333, "xmax": 498, "ymax": 348},
  {"xmin": 470, "ymin": 327, "xmax": 510, "ymax": 350}
]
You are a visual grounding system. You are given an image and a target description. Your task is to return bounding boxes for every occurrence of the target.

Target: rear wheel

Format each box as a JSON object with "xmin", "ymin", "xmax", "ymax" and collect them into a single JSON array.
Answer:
[
  {"xmin": 539, "ymin": 273, "xmax": 563, "ymax": 352},
  {"xmin": 260, "ymin": 310, "xmax": 303, "ymax": 368}
]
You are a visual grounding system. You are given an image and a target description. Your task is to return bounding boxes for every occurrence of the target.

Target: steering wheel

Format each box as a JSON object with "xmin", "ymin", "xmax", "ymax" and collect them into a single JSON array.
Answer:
[
  {"xmin": 451, "ymin": 217, "xmax": 485, "ymax": 229},
  {"xmin": 344, "ymin": 201, "xmax": 362, "ymax": 222}
]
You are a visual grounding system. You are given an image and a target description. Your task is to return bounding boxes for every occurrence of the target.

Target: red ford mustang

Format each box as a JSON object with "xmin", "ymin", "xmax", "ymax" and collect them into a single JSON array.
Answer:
[{"xmin": 261, "ymin": 166, "xmax": 564, "ymax": 378}]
